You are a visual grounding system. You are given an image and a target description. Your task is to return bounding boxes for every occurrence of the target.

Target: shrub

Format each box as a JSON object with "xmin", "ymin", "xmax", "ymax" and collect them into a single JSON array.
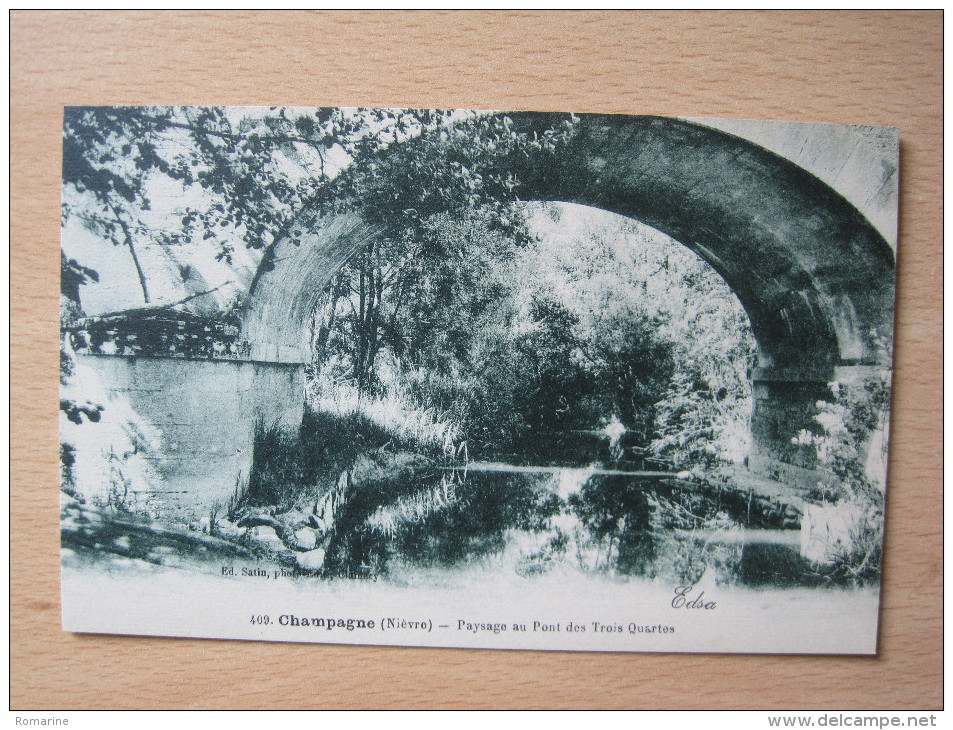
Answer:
[{"xmin": 793, "ymin": 374, "xmax": 891, "ymax": 585}]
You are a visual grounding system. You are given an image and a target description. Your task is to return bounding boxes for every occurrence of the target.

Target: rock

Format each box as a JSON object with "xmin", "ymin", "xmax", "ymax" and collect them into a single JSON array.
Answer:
[
  {"xmin": 292, "ymin": 527, "xmax": 318, "ymax": 551},
  {"xmin": 278, "ymin": 509, "xmax": 311, "ymax": 530},
  {"xmin": 236, "ymin": 511, "xmax": 280, "ymax": 530},
  {"xmin": 213, "ymin": 519, "xmax": 244, "ymax": 540},
  {"xmin": 247, "ymin": 525, "xmax": 286, "ymax": 553},
  {"xmin": 296, "ymin": 548, "xmax": 326, "ymax": 571}
]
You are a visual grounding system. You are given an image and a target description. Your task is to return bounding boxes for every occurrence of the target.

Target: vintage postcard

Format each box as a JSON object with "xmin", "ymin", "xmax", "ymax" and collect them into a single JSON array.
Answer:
[{"xmin": 59, "ymin": 107, "xmax": 898, "ymax": 653}]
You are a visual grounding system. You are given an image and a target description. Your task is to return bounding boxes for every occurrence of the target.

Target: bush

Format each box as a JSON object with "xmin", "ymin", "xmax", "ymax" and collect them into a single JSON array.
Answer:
[
  {"xmin": 793, "ymin": 374, "xmax": 891, "ymax": 585},
  {"xmin": 244, "ymin": 422, "xmax": 304, "ymax": 509}
]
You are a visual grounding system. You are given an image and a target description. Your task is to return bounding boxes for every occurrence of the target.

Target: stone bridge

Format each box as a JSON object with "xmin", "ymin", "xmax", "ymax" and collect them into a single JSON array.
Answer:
[{"xmin": 74, "ymin": 114, "xmax": 897, "ymax": 514}]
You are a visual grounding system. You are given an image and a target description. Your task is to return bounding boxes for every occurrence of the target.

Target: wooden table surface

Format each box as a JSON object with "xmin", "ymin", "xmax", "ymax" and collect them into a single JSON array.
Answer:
[{"xmin": 10, "ymin": 10, "xmax": 943, "ymax": 710}]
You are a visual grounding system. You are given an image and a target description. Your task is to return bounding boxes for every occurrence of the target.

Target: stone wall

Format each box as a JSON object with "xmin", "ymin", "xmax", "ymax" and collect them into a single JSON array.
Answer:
[
  {"xmin": 72, "ymin": 353, "xmax": 304, "ymax": 520},
  {"xmin": 748, "ymin": 364, "xmax": 892, "ymax": 489}
]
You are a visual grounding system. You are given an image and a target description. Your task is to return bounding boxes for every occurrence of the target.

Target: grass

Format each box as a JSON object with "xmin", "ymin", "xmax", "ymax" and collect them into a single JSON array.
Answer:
[
  {"xmin": 245, "ymin": 421, "xmax": 306, "ymax": 510},
  {"xmin": 364, "ymin": 473, "xmax": 461, "ymax": 538},
  {"xmin": 230, "ymin": 375, "xmax": 465, "ymax": 521},
  {"xmin": 816, "ymin": 496, "xmax": 883, "ymax": 586},
  {"xmin": 306, "ymin": 376, "xmax": 463, "ymax": 458}
]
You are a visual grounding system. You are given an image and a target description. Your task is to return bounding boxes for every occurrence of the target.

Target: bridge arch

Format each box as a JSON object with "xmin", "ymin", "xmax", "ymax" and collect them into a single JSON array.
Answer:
[{"xmin": 242, "ymin": 114, "xmax": 895, "ymax": 485}]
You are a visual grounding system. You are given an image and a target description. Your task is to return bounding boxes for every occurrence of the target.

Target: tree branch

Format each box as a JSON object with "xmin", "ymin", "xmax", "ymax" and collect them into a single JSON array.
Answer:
[
  {"xmin": 106, "ymin": 201, "xmax": 150, "ymax": 304},
  {"xmin": 163, "ymin": 120, "xmax": 332, "ymax": 162},
  {"xmin": 87, "ymin": 285, "xmax": 226, "ymax": 320}
]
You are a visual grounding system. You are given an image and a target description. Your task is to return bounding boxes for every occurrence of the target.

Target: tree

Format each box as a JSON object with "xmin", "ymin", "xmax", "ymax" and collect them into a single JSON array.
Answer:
[
  {"xmin": 650, "ymin": 254, "xmax": 757, "ymax": 468},
  {"xmin": 61, "ymin": 106, "xmax": 432, "ymax": 304},
  {"xmin": 585, "ymin": 306, "xmax": 676, "ymax": 445},
  {"xmin": 63, "ymin": 107, "xmax": 172, "ymax": 302},
  {"xmin": 506, "ymin": 205, "xmax": 755, "ymax": 461},
  {"xmin": 305, "ymin": 112, "xmax": 565, "ymax": 393}
]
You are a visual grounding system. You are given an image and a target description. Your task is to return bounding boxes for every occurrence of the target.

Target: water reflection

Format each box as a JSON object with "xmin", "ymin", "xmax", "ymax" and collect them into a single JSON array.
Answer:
[{"xmin": 327, "ymin": 466, "xmax": 820, "ymax": 588}]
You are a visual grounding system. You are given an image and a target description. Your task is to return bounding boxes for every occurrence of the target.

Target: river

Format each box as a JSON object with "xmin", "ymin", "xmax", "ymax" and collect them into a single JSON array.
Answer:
[{"xmin": 330, "ymin": 461, "xmax": 816, "ymax": 589}]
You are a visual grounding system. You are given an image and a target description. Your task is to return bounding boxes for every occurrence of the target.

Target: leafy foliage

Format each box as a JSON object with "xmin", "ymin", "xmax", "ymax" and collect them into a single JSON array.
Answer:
[
  {"xmin": 809, "ymin": 377, "xmax": 891, "ymax": 497},
  {"xmin": 309, "ymin": 201, "xmax": 756, "ymax": 465},
  {"xmin": 62, "ymin": 106, "xmax": 429, "ymax": 302},
  {"xmin": 792, "ymin": 375, "xmax": 891, "ymax": 584}
]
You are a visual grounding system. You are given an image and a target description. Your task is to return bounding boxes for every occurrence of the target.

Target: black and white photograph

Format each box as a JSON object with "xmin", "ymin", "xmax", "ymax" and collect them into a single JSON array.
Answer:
[{"xmin": 59, "ymin": 107, "xmax": 898, "ymax": 653}]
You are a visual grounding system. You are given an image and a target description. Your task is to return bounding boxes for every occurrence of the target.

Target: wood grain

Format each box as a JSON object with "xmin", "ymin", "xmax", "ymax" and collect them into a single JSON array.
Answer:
[{"xmin": 11, "ymin": 10, "xmax": 942, "ymax": 710}]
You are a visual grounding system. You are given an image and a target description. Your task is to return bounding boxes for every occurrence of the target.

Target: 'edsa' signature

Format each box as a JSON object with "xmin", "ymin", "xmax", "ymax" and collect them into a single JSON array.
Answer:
[{"xmin": 671, "ymin": 586, "xmax": 717, "ymax": 610}]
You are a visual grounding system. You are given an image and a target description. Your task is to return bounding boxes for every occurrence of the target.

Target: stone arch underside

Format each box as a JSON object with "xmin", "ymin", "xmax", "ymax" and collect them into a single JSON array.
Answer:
[{"xmin": 243, "ymin": 113, "xmax": 896, "ymax": 485}]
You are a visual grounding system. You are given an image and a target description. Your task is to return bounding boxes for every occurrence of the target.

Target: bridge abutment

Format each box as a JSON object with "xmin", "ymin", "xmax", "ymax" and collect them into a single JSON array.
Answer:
[
  {"xmin": 748, "ymin": 364, "xmax": 891, "ymax": 489},
  {"xmin": 70, "ymin": 353, "xmax": 304, "ymax": 519}
]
